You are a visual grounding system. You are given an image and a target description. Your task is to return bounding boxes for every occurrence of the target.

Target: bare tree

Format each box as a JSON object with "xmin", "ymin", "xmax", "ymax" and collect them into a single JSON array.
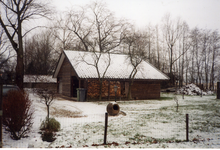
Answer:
[
  {"xmin": 52, "ymin": 14, "xmax": 77, "ymax": 51},
  {"xmin": 155, "ymin": 24, "xmax": 161, "ymax": 70},
  {"xmin": 79, "ymin": 51, "xmax": 111, "ymax": 101},
  {"xmin": 36, "ymin": 88, "xmax": 56, "ymax": 121},
  {"xmin": 65, "ymin": 1, "xmax": 127, "ymax": 53},
  {"xmin": 33, "ymin": 76, "xmax": 57, "ymax": 121},
  {"xmin": 64, "ymin": 1, "xmax": 128, "ymax": 100},
  {"xmin": 209, "ymin": 30, "xmax": 220, "ymax": 90},
  {"xmin": 180, "ymin": 22, "xmax": 190, "ymax": 87},
  {"xmin": 123, "ymin": 30, "xmax": 148, "ymax": 99},
  {"xmin": 145, "ymin": 23, "xmax": 155, "ymax": 64},
  {"xmin": 65, "ymin": 7, "xmax": 92, "ymax": 51},
  {"xmin": 0, "ymin": 0, "xmax": 51, "ymax": 89},
  {"xmin": 0, "ymin": 28, "xmax": 13, "ymax": 70},
  {"xmin": 190, "ymin": 27, "xmax": 202, "ymax": 85},
  {"xmin": 200, "ymin": 29, "xmax": 211, "ymax": 90},
  {"xmin": 162, "ymin": 13, "xmax": 183, "ymax": 85}
]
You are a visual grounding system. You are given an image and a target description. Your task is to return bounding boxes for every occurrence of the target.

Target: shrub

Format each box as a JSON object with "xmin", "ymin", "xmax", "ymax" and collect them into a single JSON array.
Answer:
[
  {"xmin": 40, "ymin": 117, "xmax": 60, "ymax": 132},
  {"xmin": 41, "ymin": 130, "xmax": 56, "ymax": 142},
  {"xmin": 3, "ymin": 90, "xmax": 34, "ymax": 140}
]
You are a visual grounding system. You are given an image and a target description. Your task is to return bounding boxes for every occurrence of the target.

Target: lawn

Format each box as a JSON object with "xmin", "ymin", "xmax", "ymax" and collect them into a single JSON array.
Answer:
[{"xmin": 3, "ymin": 91, "xmax": 220, "ymax": 148}]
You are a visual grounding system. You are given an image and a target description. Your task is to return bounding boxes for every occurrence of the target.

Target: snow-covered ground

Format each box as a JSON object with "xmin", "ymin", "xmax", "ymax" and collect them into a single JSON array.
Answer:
[{"xmin": 2, "ymin": 89, "xmax": 220, "ymax": 148}]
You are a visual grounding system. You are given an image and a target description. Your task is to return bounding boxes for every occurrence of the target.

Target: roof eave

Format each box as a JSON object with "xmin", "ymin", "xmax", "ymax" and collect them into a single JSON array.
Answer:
[{"xmin": 53, "ymin": 52, "xmax": 65, "ymax": 78}]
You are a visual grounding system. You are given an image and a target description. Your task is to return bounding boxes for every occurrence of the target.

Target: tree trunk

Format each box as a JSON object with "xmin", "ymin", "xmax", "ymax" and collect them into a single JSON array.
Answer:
[
  {"xmin": 127, "ymin": 81, "xmax": 132, "ymax": 100},
  {"xmin": 47, "ymin": 105, "xmax": 50, "ymax": 121},
  {"xmin": 16, "ymin": 11, "xmax": 24, "ymax": 89},
  {"xmin": 156, "ymin": 26, "xmax": 160, "ymax": 69},
  {"xmin": 181, "ymin": 38, "xmax": 184, "ymax": 87},
  {"xmin": 185, "ymin": 48, "xmax": 188, "ymax": 85},
  {"xmin": 169, "ymin": 45, "xmax": 174, "ymax": 85},
  {"xmin": 210, "ymin": 48, "xmax": 215, "ymax": 90},
  {"xmin": 191, "ymin": 46, "xmax": 195, "ymax": 83},
  {"xmin": 99, "ymin": 79, "xmax": 103, "ymax": 101}
]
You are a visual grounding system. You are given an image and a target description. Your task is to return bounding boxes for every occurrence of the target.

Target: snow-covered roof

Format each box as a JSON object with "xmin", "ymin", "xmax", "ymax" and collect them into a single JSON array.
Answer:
[
  {"xmin": 24, "ymin": 75, "xmax": 57, "ymax": 83},
  {"xmin": 53, "ymin": 50, "xmax": 169, "ymax": 80}
]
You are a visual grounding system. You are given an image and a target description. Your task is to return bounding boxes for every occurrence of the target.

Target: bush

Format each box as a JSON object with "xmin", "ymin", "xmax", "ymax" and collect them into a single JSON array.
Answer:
[
  {"xmin": 41, "ymin": 130, "xmax": 56, "ymax": 142},
  {"xmin": 40, "ymin": 117, "xmax": 60, "ymax": 132},
  {"xmin": 3, "ymin": 90, "xmax": 34, "ymax": 140}
]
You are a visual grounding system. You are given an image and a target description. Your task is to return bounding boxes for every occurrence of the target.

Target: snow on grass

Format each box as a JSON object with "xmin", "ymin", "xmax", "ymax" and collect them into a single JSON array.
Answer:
[{"xmin": 2, "ymin": 90, "xmax": 220, "ymax": 148}]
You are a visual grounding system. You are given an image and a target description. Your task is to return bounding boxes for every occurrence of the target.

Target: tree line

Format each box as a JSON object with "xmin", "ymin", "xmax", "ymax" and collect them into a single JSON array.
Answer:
[{"xmin": 0, "ymin": 0, "xmax": 220, "ymax": 90}]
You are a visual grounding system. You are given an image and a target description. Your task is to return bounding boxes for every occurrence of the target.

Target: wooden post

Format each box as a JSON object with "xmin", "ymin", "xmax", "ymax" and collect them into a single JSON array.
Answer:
[
  {"xmin": 217, "ymin": 82, "xmax": 220, "ymax": 99},
  {"xmin": 104, "ymin": 112, "xmax": 108, "ymax": 145},
  {"xmin": 186, "ymin": 114, "xmax": 189, "ymax": 142},
  {"xmin": 0, "ymin": 77, "xmax": 2, "ymax": 147}
]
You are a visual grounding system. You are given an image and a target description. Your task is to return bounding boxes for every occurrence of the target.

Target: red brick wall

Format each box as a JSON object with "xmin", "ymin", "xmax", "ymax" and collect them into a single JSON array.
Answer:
[
  {"xmin": 86, "ymin": 80, "xmax": 161, "ymax": 100},
  {"xmin": 131, "ymin": 81, "xmax": 161, "ymax": 99}
]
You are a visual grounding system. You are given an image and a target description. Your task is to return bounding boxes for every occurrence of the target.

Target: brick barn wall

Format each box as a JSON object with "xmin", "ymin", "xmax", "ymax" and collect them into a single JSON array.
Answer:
[
  {"xmin": 86, "ymin": 80, "xmax": 161, "ymax": 100},
  {"xmin": 131, "ymin": 81, "xmax": 161, "ymax": 99}
]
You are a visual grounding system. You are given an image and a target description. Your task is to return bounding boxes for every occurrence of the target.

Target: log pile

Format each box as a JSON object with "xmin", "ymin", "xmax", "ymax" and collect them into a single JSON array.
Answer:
[{"xmin": 87, "ymin": 80, "xmax": 121, "ymax": 99}]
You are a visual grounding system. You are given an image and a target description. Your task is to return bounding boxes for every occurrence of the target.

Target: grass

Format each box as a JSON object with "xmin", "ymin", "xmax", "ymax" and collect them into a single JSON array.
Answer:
[
  {"xmin": 51, "ymin": 107, "xmax": 87, "ymax": 118},
  {"xmin": 160, "ymin": 96, "xmax": 174, "ymax": 100},
  {"xmin": 50, "ymin": 93, "xmax": 220, "ymax": 148}
]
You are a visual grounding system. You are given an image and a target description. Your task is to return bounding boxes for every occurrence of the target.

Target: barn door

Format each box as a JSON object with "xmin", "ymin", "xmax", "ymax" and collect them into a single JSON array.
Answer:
[
  {"xmin": 58, "ymin": 77, "xmax": 62, "ymax": 94},
  {"xmin": 71, "ymin": 76, "xmax": 79, "ymax": 97}
]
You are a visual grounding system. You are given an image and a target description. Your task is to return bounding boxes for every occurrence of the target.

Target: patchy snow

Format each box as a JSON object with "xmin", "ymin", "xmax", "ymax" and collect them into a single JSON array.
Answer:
[
  {"xmin": 54, "ymin": 50, "xmax": 169, "ymax": 80},
  {"xmin": 177, "ymin": 83, "xmax": 214, "ymax": 96},
  {"xmin": 2, "ymin": 89, "xmax": 220, "ymax": 148}
]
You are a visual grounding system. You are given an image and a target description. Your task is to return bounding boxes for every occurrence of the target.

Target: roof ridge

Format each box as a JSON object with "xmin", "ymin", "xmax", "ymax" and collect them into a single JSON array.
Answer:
[
  {"xmin": 63, "ymin": 50, "xmax": 130, "ymax": 57},
  {"xmin": 53, "ymin": 50, "xmax": 169, "ymax": 80}
]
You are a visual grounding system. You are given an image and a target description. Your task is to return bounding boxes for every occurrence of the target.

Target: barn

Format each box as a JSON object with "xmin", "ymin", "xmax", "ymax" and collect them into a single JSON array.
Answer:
[{"xmin": 53, "ymin": 50, "xmax": 169, "ymax": 100}]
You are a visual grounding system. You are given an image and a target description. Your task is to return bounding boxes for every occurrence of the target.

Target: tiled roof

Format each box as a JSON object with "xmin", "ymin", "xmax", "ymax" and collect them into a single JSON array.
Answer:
[{"xmin": 54, "ymin": 50, "xmax": 169, "ymax": 80}]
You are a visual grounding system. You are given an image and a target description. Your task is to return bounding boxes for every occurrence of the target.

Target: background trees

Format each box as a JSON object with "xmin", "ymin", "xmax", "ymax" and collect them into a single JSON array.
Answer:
[
  {"xmin": 1, "ymin": 0, "xmax": 219, "ymax": 90},
  {"xmin": 47, "ymin": 2, "xmax": 220, "ymax": 90},
  {"xmin": 0, "ymin": 0, "xmax": 51, "ymax": 89},
  {"xmin": 24, "ymin": 29, "xmax": 58, "ymax": 75}
]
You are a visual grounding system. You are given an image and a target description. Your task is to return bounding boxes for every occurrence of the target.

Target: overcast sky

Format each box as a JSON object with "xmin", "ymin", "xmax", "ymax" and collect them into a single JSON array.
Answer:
[{"xmin": 51, "ymin": 0, "xmax": 220, "ymax": 31}]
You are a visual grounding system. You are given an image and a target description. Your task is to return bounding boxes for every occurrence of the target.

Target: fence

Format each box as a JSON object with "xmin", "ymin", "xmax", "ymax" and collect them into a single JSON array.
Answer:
[{"xmin": 42, "ymin": 110, "xmax": 220, "ymax": 148}]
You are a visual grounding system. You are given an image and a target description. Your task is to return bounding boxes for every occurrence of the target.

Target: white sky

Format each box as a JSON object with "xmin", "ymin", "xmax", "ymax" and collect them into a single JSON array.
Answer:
[{"xmin": 51, "ymin": 0, "xmax": 220, "ymax": 31}]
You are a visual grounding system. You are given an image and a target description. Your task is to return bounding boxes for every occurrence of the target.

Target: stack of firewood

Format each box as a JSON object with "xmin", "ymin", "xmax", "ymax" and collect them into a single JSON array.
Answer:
[
  {"xmin": 87, "ymin": 80, "xmax": 100, "ymax": 98},
  {"xmin": 87, "ymin": 80, "xmax": 121, "ymax": 99}
]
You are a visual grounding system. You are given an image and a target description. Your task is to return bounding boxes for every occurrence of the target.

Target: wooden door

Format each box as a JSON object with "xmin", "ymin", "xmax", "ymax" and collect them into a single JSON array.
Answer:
[{"xmin": 71, "ymin": 76, "xmax": 79, "ymax": 97}]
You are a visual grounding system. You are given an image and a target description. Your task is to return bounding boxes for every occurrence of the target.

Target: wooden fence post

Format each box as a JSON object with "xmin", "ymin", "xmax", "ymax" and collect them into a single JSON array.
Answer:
[
  {"xmin": 186, "ymin": 114, "xmax": 189, "ymax": 142},
  {"xmin": 217, "ymin": 82, "xmax": 220, "ymax": 99},
  {"xmin": 0, "ymin": 77, "xmax": 2, "ymax": 148},
  {"xmin": 104, "ymin": 112, "xmax": 108, "ymax": 145}
]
